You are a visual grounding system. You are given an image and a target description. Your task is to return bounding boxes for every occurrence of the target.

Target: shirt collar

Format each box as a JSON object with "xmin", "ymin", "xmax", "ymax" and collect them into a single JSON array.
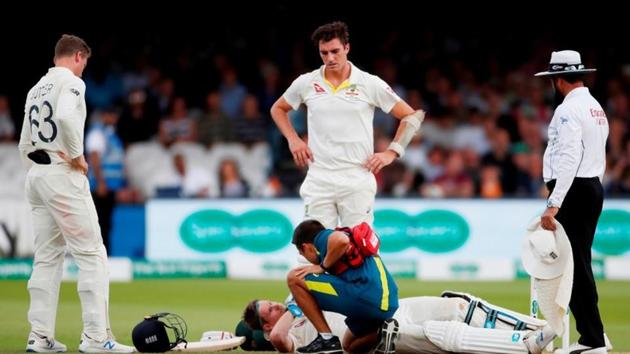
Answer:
[
  {"xmin": 319, "ymin": 61, "xmax": 356, "ymax": 93},
  {"xmin": 48, "ymin": 66, "xmax": 74, "ymax": 76},
  {"xmin": 564, "ymin": 86, "xmax": 589, "ymax": 100}
]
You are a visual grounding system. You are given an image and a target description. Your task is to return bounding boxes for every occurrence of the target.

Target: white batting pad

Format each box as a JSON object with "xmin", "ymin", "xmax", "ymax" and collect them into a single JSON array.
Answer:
[
  {"xmin": 423, "ymin": 320, "xmax": 529, "ymax": 354},
  {"xmin": 171, "ymin": 337, "xmax": 245, "ymax": 352}
]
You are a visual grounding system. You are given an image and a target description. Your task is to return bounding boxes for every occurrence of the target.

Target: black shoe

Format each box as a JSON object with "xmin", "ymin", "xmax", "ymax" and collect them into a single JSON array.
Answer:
[
  {"xmin": 296, "ymin": 334, "xmax": 342, "ymax": 354},
  {"xmin": 374, "ymin": 318, "xmax": 399, "ymax": 354}
]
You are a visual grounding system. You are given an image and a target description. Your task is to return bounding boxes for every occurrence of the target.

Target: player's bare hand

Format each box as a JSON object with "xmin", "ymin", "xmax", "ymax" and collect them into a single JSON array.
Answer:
[
  {"xmin": 541, "ymin": 207, "xmax": 559, "ymax": 231},
  {"xmin": 364, "ymin": 150, "xmax": 397, "ymax": 174},
  {"xmin": 288, "ymin": 137, "xmax": 313, "ymax": 167},
  {"xmin": 59, "ymin": 152, "xmax": 88, "ymax": 175},
  {"xmin": 57, "ymin": 151, "xmax": 71, "ymax": 164},
  {"xmin": 293, "ymin": 264, "xmax": 324, "ymax": 279}
]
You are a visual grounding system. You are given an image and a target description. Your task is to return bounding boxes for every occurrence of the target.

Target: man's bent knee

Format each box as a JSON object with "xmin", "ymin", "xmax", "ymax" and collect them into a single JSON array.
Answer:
[{"xmin": 286, "ymin": 269, "xmax": 305, "ymax": 289}]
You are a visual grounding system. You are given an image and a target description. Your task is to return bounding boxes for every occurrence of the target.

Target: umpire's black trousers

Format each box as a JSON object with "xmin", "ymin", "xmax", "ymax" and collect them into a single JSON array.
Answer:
[{"xmin": 547, "ymin": 177, "xmax": 605, "ymax": 348}]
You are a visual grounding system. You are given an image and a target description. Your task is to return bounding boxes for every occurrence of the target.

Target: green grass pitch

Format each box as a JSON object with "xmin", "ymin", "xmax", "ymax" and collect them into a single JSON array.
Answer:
[{"xmin": 1, "ymin": 279, "xmax": 629, "ymax": 353}]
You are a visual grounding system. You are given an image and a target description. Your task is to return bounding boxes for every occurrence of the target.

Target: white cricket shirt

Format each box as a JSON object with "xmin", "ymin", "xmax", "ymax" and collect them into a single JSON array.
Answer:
[
  {"xmin": 283, "ymin": 62, "xmax": 401, "ymax": 170},
  {"xmin": 19, "ymin": 67, "xmax": 87, "ymax": 164},
  {"xmin": 288, "ymin": 311, "xmax": 347, "ymax": 350},
  {"xmin": 543, "ymin": 87, "xmax": 608, "ymax": 207}
]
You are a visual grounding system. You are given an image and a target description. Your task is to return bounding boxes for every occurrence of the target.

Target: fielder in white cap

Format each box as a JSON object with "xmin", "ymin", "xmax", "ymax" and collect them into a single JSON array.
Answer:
[{"xmin": 534, "ymin": 50, "xmax": 610, "ymax": 354}]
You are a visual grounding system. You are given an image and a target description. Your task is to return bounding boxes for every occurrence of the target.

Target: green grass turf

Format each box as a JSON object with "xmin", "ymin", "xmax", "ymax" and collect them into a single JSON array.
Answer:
[{"xmin": 1, "ymin": 279, "xmax": 628, "ymax": 353}]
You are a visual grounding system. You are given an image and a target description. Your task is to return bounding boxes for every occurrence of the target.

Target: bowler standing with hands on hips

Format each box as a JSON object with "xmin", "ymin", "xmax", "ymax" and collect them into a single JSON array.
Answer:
[
  {"xmin": 535, "ymin": 50, "xmax": 609, "ymax": 354},
  {"xmin": 270, "ymin": 21, "xmax": 424, "ymax": 229}
]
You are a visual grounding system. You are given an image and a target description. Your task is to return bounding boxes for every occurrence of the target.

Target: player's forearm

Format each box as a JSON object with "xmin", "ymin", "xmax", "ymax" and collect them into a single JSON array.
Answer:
[
  {"xmin": 269, "ymin": 312, "xmax": 295, "ymax": 353},
  {"xmin": 388, "ymin": 110, "xmax": 425, "ymax": 158},
  {"xmin": 270, "ymin": 104, "xmax": 300, "ymax": 142},
  {"xmin": 322, "ymin": 232, "xmax": 350, "ymax": 269},
  {"xmin": 69, "ymin": 154, "xmax": 88, "ymax": 175}
]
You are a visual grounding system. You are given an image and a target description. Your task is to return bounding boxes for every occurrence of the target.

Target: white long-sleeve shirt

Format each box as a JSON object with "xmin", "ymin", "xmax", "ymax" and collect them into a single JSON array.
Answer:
[
  {"xmin": 18, "ymin": 67, "xmax": 87, "ymax": 166},
  {"xmin": 543, "ymin": 87, "xmax": 608, "ymax": 207}
]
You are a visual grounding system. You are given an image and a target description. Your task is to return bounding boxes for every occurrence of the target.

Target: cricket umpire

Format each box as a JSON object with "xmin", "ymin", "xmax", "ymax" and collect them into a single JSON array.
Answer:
[{"xmin": 535, "ymin": 50, "xmax": 609, "ymax": 354}]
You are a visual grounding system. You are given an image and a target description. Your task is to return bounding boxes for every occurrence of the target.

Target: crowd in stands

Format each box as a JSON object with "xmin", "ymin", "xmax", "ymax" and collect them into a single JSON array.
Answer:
[{"xmin": 2, "ymin": 26, "xmax": 630, "ymax": 202}]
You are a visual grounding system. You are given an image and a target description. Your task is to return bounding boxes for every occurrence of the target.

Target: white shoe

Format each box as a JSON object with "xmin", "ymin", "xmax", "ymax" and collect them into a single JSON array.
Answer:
[
  {"xmin": 78, "ymin": 333, "xmax": 135, "ymax": 353},
  {"xmin": 374, "ymin": 318, "xmax": 399, "ymax": 354},
  {"xmin": 26, "ymin": 332, "xmax": 67, "ymax": 353},
  {"xmin": 523, "ymin": 325, "xmax": 556, "ymax": 354},
  {"xmin": 554, "ymin": 343, "xmax": 606, "ymax": 354}
]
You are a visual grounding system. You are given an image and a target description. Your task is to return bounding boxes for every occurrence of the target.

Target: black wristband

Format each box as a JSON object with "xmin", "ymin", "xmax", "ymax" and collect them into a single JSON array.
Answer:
[{"xmin": 320, "ymin": 262, "xmax": 332, "ymax": 273}]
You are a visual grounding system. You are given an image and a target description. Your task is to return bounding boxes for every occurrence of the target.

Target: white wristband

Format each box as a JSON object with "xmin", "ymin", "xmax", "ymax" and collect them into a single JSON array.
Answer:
[{"xmin": 387, "ymin": 142, "xmax": 405, "ymax": 158}]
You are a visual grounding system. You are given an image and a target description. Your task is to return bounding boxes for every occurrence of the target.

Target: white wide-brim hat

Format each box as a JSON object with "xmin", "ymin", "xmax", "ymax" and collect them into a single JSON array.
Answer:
[
  {"xmin": 522, "ymin": 217, "xmax": 574, "ymax": 335},
  {"xmin": 522, "ymin": 217, "xmax": 572, "ymax": 279},
  {"xmin": 535, "ymin": 50, "xmax": 597, "ymax": 77}
]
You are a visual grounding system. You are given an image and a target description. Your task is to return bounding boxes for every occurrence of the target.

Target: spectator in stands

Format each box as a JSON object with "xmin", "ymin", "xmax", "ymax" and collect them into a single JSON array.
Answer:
[
  {"xmin": 479, "ymin": 165, "xmax": 503, "ymax": 198},
  {"xmin": 84, "ymin": 59, "xmax": 124, "ymax": 111},
  {"xmin": 0, "ymin": 95, "xmax": 15, "ymax": 141},
  {"xmin": 220, "ymin": 66, "xmax": 247, "ymax": 118},
  {"xmin": 512, "ymin": 142, "xmax": 535, "ymax": 196},
  {"xmin": 86, "ymin": 107, "xmax": 125, "ymax": 250},
  {"xmin": 159, "ymin": 97, "xmax": 197, "ymax": 147},
  {"xmin": 173, "ymin": 153, "xmax": 217, "ymax": 198},
  {"xmin": 155, "ymin": 77, "xmax": 176, "ymax": 116},
  {"xmin": 233, "ymin": 95, "xmax": 267, "ymax": 147},
  {"xmin": 423, "ymin": 151, "xmax": 474, "ymax": 198},
  {"xmin": 257, "ymin": 60, "xmax": 282, "ymax": 118},
  {"xmin": 482, "ymin": 128, "xmax": 518, "ymax": 195},
  {"xmin": 219, "ymin": 159, "xmax": 248, "ymax": 198},
  {"xmin": 197, "ymin": 91, "xmax": 235, "ymax": 147},
  {"xmin": 117, "ymin": 88, "xmax": 160, "ymax": 146}
]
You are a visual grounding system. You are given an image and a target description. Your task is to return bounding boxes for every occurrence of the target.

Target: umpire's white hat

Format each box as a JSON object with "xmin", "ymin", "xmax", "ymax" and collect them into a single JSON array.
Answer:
[
  {"xmin": 534, "ymin": 50, "xmax": 597, "ymax": 77},
  {"xmin": 522, "ymin": 217, "xmax": 572, "ymax": 279},
  {"xmin": 522, "ymin": 217, "xmax": 574, "ymax": 335}
]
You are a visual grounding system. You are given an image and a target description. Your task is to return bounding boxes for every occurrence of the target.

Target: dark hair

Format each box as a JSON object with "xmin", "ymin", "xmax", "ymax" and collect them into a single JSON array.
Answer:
[
  {"xmin": 243, "ymin": 299, "xmax": 262, "ymax": 330},
  {"xmin": 554, "ymin": 73, "xmax": 584, "ymax": 84},
  {"xmin": 311, "ymin": 21, "xmax": 350, "ymax": 46},
  {"xmin": 292, "ymin": 219, "xmax": 325, "ymax": 250},
  {"xmin": 55, "ymin": 34, "xmax": 91, "ymax": 59}
]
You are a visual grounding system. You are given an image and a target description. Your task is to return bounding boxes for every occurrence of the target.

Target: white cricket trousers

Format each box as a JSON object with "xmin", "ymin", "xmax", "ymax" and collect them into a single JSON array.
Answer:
[
  {"xmin": 25, "ymin": 164, "xmax": 110, "ymax": 341},
  {"xmin": 299, "ymin": 167, "xmax": 377, "ymax": 228}
]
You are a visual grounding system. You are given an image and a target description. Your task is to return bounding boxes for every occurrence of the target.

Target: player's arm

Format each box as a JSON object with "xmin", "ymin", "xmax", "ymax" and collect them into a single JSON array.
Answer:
[
  {"xmin": 365, "ymin": 77, "xmax": 424, "ymax": 173},
  {"xmin": 387, "ymin": 101, "xmax": 425, "ymax": 158},
  {"xmin": 270, "ymin": 96, "xmax": 312, "ymax": 167},
  {"xmin": 270, "ymin": 97, "xmax": 301, "ymax": 143},
  {"xmin": 321, "ymin": 231, "xmax": 350, "ymax": 270},
  {"xmin": 18, "ymin": 99, "xmax": 35, "ymax": 167},
  {"xmin": 268, "ymin": 311, "xmax": 296, "ymax": 353},
  {"xmin": 57, "ymin": 81, "xmax": 88, "ymax": 174}
]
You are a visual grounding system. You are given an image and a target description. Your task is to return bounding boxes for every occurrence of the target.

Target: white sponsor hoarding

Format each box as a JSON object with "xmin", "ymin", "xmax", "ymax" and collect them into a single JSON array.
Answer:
[{"xmin": 146, "ymin": 199, "xmax": 630, "ymax": 279}]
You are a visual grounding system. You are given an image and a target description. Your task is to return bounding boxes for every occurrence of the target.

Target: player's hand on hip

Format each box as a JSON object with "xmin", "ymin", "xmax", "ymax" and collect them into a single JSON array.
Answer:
[
  {"xmin": 288, "ymin": 137, "xmax": 313, "ymax": 167},
  {"xmin": 541, "ymin": 207, "xmax": 559, "ymax": 231},
  {"xmin": 364, "ymin": 150, "xmax": 397, "ymax": 174},
  {"xmin": 294, "ymin": 264, "xmax": 324, "ymax": 279},
  {"xmin": 58, "ymin": 152, "xmax": 88, "ymax": 175}
]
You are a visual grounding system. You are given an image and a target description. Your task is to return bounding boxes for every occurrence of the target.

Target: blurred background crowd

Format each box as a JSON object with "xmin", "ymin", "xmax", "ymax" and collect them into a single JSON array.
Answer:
[{"xmin": 1, "ymin": 10, "xmax": 629, "ymax": 204}]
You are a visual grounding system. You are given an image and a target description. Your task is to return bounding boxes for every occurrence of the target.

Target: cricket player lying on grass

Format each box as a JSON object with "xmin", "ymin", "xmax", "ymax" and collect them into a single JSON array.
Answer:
[{"xmin": 240, "ymin": 291, "xmax": 556, "ymax": 354}]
